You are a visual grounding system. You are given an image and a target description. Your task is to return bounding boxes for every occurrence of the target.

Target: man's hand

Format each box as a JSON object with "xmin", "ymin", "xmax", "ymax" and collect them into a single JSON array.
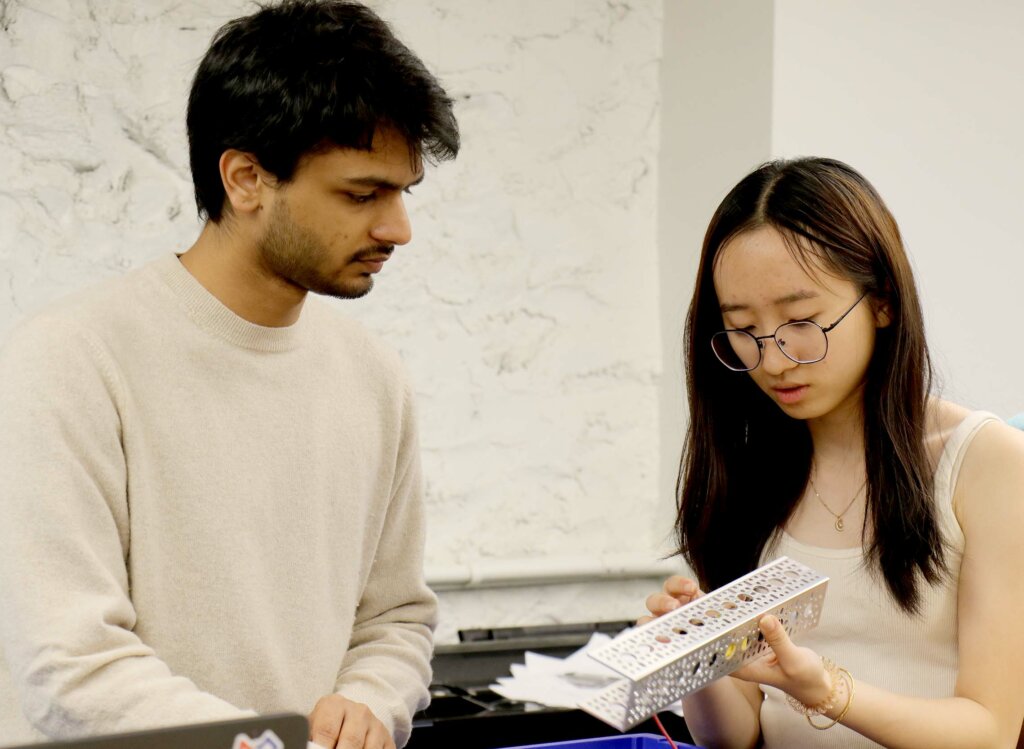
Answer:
[{"xmin": 308, "ymin": 695, "xmax": 396, "ymax": 749}]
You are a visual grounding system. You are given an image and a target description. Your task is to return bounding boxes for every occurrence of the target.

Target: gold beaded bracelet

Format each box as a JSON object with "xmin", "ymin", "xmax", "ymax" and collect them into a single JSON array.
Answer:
[
  {"xmin": 785, "ymin": 657, "xmax": 841, "ymax": 717},
  {"xmin": 784, "ymin": 657, "xmax": 855, "ymax": 730},
  {"xmin": 808, "ymin": 668, "xmax": 854, "ymax": 729}
]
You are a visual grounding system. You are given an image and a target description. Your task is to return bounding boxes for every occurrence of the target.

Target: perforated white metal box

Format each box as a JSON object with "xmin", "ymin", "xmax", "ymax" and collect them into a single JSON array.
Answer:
[{"xmin": 579, "ymin": 556, "xmax": 828, "ymax": 731}]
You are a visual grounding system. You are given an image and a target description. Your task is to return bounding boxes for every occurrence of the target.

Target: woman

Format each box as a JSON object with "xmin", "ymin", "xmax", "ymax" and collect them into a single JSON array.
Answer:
[{"xmin": 644, "ymin": 158, "xmax": 1024, "ymax": 748}]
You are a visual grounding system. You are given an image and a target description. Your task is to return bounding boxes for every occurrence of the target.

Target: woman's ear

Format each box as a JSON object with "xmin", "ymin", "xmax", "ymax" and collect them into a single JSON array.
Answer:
[{"xmin": 873, "ymin": 297, "xmax": 893, "ymax": 328}]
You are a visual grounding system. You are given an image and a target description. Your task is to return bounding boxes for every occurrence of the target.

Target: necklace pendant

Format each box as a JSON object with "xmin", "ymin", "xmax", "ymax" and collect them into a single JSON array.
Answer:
[{"xmin": 835, "ymin": 517, "xmax": 845, "ymax": 532}]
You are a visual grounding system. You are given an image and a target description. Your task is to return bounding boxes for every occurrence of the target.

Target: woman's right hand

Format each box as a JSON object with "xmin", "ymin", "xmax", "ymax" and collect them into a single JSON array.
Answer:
[{"xmin": 638, "ymin": 575, "xmax": 705, "ymax": 625}]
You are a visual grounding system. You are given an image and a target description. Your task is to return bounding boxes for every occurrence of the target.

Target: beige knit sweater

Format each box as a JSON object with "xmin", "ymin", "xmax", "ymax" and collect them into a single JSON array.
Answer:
[{"xmin": 0, "ymin": 254, "xmax": 437, "ymax": 746}]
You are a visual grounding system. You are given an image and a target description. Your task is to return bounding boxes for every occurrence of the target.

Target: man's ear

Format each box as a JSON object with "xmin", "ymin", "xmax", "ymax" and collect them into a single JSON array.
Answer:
[{"xmin": 219, "ymin": 150, "xmax": 267, "ymax": 216}]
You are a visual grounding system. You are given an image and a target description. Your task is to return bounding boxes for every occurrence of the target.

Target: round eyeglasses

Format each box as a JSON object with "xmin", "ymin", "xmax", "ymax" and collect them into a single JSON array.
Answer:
[{"xmin": 711, "ymin": 293, "xmax": 867, "ymax": 372}]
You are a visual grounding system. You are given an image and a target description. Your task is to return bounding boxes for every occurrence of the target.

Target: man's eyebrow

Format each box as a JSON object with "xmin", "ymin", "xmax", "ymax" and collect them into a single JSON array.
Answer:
[
  {"xmin": 340, "ymin": 173, "xmax": 425, "ymax": 190},
  {"xmin": 719, "ymin": 290, "xmax": 819, "ymax": 314}
]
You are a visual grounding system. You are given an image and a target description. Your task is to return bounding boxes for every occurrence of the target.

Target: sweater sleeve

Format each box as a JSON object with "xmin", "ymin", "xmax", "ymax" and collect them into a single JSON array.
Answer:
[
  {"xmin": 332, "ymin": 378, "xmax": 438, "ymax": 748},
  {"xmin": 0, "ymin": 315, "xmax": 254, "ymax": 738}
]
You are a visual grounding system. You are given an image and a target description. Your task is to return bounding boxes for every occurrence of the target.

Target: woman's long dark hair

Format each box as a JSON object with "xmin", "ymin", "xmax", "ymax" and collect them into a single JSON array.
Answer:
[{"xmin": 676, "ymin": 157, "xmax": 945, "ymax": 614}]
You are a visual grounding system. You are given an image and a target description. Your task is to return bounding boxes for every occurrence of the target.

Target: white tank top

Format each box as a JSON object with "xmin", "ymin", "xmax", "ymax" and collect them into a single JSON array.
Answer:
[{"xmin": 757, "ymin": 411, "xmax": 998, "ymax": 748}]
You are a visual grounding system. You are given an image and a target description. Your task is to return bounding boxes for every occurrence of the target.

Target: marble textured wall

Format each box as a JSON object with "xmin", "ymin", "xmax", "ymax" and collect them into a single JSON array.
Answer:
[{"xmin": 0, "ymin": 0, "xmax": 667, "ymax": 642}]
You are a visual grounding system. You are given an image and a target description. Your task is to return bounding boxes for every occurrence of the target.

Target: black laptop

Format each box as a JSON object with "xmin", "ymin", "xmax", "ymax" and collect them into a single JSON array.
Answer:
[{"xmin": 2, "ymin": 713, "xmax": 309, "ymax": 749}]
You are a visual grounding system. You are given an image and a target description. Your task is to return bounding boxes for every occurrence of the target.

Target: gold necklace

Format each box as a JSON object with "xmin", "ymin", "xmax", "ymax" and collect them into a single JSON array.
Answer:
[{"xmin": 808, "ymin": 464, "xmax": 866, "ymax": 532}]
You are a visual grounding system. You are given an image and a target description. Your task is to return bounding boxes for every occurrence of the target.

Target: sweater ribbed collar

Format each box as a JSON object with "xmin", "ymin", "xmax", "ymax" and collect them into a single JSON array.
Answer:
[{"xmin": 154, "ymin": 253, "xmax": 309, "ymax": 352}]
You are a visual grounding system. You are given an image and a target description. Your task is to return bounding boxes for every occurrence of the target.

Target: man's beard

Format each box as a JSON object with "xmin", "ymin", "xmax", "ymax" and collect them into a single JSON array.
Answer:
[{"xmin": 256, "ymin": 199, "xmax": 387, "ymax": 300}]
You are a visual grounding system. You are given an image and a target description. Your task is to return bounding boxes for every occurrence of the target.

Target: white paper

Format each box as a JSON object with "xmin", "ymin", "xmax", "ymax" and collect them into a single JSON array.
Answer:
[{"xmin": 488, "ymin": 633, "xmax": 630, "ymax": 710}]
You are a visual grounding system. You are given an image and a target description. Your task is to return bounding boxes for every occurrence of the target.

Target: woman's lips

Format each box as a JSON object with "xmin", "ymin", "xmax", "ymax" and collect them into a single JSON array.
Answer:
[{"xmin": 773, "ymin": 385, "xmax": 808, "ymax": 404}]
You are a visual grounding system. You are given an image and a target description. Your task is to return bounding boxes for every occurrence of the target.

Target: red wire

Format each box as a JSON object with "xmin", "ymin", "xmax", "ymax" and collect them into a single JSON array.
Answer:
[{"xmin": 652, "ymin": 712, "xmax": 678, "ymax": 749}]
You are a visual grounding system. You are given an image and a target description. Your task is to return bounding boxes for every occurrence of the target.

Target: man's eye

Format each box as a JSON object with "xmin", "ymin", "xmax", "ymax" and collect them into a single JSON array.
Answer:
[{"xmin": 347, "ymin": 193, "xmax": 375, "ymax": 204}]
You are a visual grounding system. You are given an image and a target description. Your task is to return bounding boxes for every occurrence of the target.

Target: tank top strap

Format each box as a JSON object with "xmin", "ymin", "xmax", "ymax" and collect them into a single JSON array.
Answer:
[{"xmin": 932, "ymin": 410, "xmax": 1001, "ymax": 544}]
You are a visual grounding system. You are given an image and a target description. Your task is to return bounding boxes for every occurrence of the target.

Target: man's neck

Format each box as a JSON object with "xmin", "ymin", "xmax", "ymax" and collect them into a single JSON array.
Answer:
[{"xmin": 178, "ymin": 222, "xmax": 307, "ymax": 328}]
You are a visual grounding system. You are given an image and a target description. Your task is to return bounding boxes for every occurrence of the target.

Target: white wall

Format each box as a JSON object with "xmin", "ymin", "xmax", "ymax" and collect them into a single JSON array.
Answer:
[
  {"xmin": 771, "ymin": 0, "xmax": 1024, "ymax": 417},
  {"xmin": 0, "ymin": 0, "xmax": 673, "ymax": 644},
  {"xmin": 656, "ymin": 0, "xmax": 774, "ymax": 539},
  {"xmin": 657, "ymin": 1, "xmax": 1024, "ymax": 518},
  {"xmin": 367, "ymin": 0, "xmax": 665, "ymax": 580}
]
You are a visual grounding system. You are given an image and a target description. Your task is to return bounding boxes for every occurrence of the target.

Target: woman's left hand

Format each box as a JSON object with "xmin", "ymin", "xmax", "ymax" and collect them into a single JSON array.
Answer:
[{"xmin": 732, "ymin": 614, "xmax": 833, "ymax": 708}]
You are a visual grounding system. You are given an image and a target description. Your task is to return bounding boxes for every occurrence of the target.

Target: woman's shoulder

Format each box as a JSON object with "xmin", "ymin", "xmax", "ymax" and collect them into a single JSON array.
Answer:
[
  {"xmin": 922, "ymin": 399, "xmax": 973, "ymax": 466},
  {"xmin": 927, "ymin": 398, "xmax": 1024, "ymax": 528},
  {"xmin": 922, "ymin": 398, "xmax": 1021, "ymax": 457},
  {"xmin": 955, "ymin": 408, "xmax": 1024, "ymax": 475}
]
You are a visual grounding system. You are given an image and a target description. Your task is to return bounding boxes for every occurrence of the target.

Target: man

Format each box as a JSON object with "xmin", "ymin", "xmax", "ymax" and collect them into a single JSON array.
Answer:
[{"xmin": 0, "ymin": 2, "xmax": 458, "ymax": 748}]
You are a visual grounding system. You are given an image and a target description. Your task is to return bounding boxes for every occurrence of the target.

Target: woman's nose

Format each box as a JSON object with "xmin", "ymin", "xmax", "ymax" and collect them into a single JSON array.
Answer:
[{"xmin": 760, "ymin": 338, "xmax": 798, "ymax": 375}]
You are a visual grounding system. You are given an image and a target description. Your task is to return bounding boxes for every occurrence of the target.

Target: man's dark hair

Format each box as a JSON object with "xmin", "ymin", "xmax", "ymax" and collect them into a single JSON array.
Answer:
[{"xmin": 186, "ymin": 0, "xmax": 460, "ymax": 222}]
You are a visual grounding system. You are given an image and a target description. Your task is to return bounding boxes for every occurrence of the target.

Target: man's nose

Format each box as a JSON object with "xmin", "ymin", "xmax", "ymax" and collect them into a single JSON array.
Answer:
[{"xmin": 370, "ymin": 194, "xmax": 412, "ymax": 246}]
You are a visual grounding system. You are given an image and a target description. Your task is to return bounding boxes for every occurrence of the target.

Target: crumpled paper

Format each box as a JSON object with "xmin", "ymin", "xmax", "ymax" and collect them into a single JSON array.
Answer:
[{"xmin": 489, "ymin": 631, "xmax": 685, "ymax": 716}]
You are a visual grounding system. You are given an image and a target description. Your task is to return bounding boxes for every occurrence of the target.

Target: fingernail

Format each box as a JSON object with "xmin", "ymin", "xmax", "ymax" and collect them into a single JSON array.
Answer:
[{"xmin": 666, "ymin": 600, "xmax": 680, "ymax": 610}]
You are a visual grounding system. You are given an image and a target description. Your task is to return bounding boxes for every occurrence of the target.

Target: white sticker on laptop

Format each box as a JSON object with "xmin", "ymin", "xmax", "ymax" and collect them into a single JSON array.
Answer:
[{"xmin": 232, "ymin": 729, "xmax": 284, "ymax": 749}]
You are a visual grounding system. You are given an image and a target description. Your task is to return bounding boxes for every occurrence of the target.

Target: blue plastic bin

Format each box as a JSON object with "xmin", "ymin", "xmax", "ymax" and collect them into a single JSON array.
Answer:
[{"xmin": 500, "ymin": 734, "xmax": 700, "ymax": 749}]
